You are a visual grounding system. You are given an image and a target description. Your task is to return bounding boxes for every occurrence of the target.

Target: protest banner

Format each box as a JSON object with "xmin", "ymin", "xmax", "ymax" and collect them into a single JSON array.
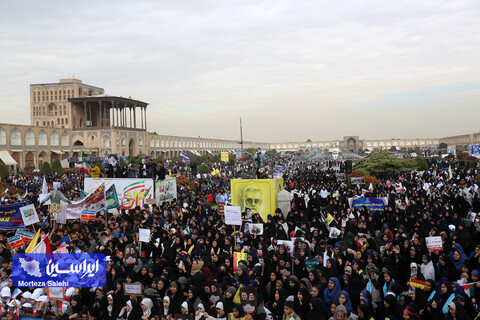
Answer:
[
  {"xmin": 350, "ymin": 177, "xmax": 365, "ymax": 185},
  {"xmin": 47, "ymin": 287, "xmax": 65, "ymax": 300},
  {"xmin": 236, "ymin": 150, "xmax": 243, "ymax": 159},
  {"xmin": 249, "ymin": 223, "xmax": 263, "ymax": 235},
  {"xmin": 425, "ymin": 236, "xmax": 443, "ymax": 251},
  {"xmin": 105, "ymin": 154, "xmax": 120, "ymax": 167},
  {"xmin": 123, "ymin": 283, "xmax": 142, "ymax": 296},
  {"xmin": 138, "ymin": 228, "xmax": 151, "ymax": 243},
  {"xmin": 80, "ymin": 211, "xmax": 96, "ymax": 221},
  {"xmin": 471, "ymin": 145, "xmax": 480, "ymax": 158},
  {"xmin": 336, "ymin": 173, "xmax": 346, "ymax": 181},
  {"xmin": 225, "ymin": 205, "xmax": 242, "ymax": 226},
  {"xmin": 0, "ymin": 202, "xmax": 27, "ymax": 230},
  {"xmin": 60, "ymin": 184, "xmax": 106, "ymax": 220},
  {"xmin": 16, "ymin": 230, "xmax": 35, "ymax": 244},
  {"xmin": 217, "ymin": 202, "xmax": 225, "ymax": 215},
  {"xmin": 233, "ymin": 252, "xmax": 248, "ymax": 272},
  {"xmin": 305, "ymin": 259, "xmax": 319, "ymax": 272},
  {"xmin": 221, "ymin": 151, "xmax": 229, "ymax": 162},
  {"xmin": 83, "ymin": 183, "xmax": 106, "ymax": 213},
  {"xmin": 348, "ymin": 197, "xmax": 387, "ymax": 212},
  {"xmin": 85, "ymin": 178, "xmax": 154, "ymax": 210},
  {"xmin": 105, "ymin": 184, "xmax": 119, "ymax": 210},
  {"xmin": 19, "ymin": 204, "xmax": 39, "ymax": 226},
  {"xmin": 8, "ymin": 235, "xmax": 24, "ymax": 249},
  {"xmin": 155, "ymin": 178, "xmax": 177, "ymax": 205},
  {"xmin": 125, "ymin": 244, "xmax": 138, "ymax": 265},
  {"xmin": 277, "ymin": 240, "xmax": 294, "ymax": 256},
  {"xmin": 240, "ymin": 287, "xmax": 257, "ymax": 314}
]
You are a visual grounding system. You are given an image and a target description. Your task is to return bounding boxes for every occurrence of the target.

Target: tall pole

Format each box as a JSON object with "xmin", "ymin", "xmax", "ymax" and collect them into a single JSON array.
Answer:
[{"xmin": 240, "ymin": 117, "xmax": 244, "ymax": 159}]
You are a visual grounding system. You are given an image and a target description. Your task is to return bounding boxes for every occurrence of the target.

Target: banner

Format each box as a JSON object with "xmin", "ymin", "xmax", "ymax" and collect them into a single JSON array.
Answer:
[
  {"xmin": 233, "ymin": 252, "xmax": 248, "ymax": 272},
  {"xmin": 8, "ymin": 235, "xmax": 24, "ymax": 249},
  {"xmin": 105, "ymin": 184, "xmax": 120, "ymax": 210},
  {"xmin": 19, "ymin": 204, "xmax": 39, "ymax": 226},
  {"xmin": 275, "ymin": 165, "xmax": 286, "ymax": 173},
  {"xmin": 471, "ymin": 145, "xmax": 480, "ymax": 158},
  {"xmin": 410, "ymin": 278, "xmax": 425, "ymax": 290},
  {"xmin": 249, "ymin": 223, "xmax": 263, "ymax": 235},
  {"xmin": 231, "ymin": 179, "xmax": 278, "ymax": 222},
  {"xmin": 180, "ymin": 152, "xmax": 190, "ymax": 165},
  {"xmin": 236, "ymin": 150, "xmax": 243, "ymax": 160},
  {"xmin": 0, "ymin": 202, "xmax": 27, "ymax": 230},
  {"xmin": 305, "ymin": 259, "xmax": 319, "ymax": 272},
  {"xmin": 83, "ymin": 183, "xmax": 106, "ymax": 213},
  {"xmin": 349, "ymin": 197, "xmax": 387, "ymax": 212},
  {"xmin": 350, "ymin": 177, "xmax": 365, "ymax": 184},
  {"xmin": 221, "ymin": 152, "xmax": 229, "ymax": 162},
  {"xmin": 16, "ymin": 230, "xmax": 35, "ymax": 244},
  {"xmin": 425, "ymin": 236, "xmax": 443, "ymax": 251},
  {"xmin": 277, "ymin": 240, "xmax": 294, "ymax": 256},
  {"xmin": 448, "ymin": 145, "xmax": 456, "ymax": 155},
  {"xmin": 84, "ymin": 178, "xmax": 154, "ymax": 211},
  {"xmin": 105, "ymin": 154, "xmax": 120, "ymax": 167},
  {"xmin": 225, "ymin": 205, "xmax": 242, "ymax": 226},
  {"xmin": 61, "ymin": 184, "xmax": 106, "ymax": 220},
  {"xmin": 155, "ymin": 178, "xmax": 177, "ymax": 205}
]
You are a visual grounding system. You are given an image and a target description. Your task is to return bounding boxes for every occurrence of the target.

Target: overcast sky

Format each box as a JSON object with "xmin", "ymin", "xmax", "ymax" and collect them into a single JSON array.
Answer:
[{"xmin": 1, "ymin": 0, "xmax": 479, "ymax": 143}]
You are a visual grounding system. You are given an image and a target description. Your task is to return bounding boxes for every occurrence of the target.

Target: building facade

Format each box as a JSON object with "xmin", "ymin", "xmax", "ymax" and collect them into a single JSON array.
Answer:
[{"xmin": 0, "ymin": 78, "xmax": 477, "ymax": 170}]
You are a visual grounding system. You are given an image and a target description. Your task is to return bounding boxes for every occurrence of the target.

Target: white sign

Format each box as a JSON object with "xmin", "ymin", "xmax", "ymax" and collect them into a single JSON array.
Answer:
[
  {"xmin": 84, "ymin": 178, "xmax": 154, "ymax": 211},
  {"xmin": 155, "ymin": 178, "xmax": 177, "ymax": 205},
  {"xmin": 138, "ymin": 228, "xmax": 151, "ymax": 243},
  {"xmin": 225, "ymin": 205, "xmax": 242, "ymax": 226},
  {"xmin": 425, "ymin": 236, "xmax": 443, "ymax": 251},
  {"xmin": 38, "ymin": 194, "xmax": 51, "ymax": 205},
  {"xmin": 19, "ymin": 204, "xmax": 40, "ymax": 226},
  {"xmin": 277, "ymin": 240, "xmax": 294, "ymax": 256},
  {"xmin": 249, "ymin": 223, "xmax": 264, "ymax": 235}
]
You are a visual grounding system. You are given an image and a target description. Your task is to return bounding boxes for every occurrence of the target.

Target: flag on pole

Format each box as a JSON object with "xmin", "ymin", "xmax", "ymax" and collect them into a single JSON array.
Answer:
[
  {"xmin": 368, "ymin": 183, "xmax": 373, "ymax": 192},
  {"xmin": 25, "ymin": 230, "xmax": 41, "ymax": 254},
  {"xmin": 105, "ymin": 184, "xmax": 119, "ymax": 210},
  {"xmin": 448, "ymin": 165, "xmax": 453, "ymax": 180},
  {"xmin": 405, "ymin": 194, "xmax": 409, "ymax": 207},
  {"xmin": 460, "ymin": 282, "xmax": 476, "ymax": 297},
  {"xmin": 41, "ymin": 177, "xmax": 48, "ymax": 194},
  {"xmin": 30, "ymin": 232, "xmax": 52, "ymax": 254},
  {"xmin": 181, "ymin": 226, "xmax": 191, "ymax": 237}
]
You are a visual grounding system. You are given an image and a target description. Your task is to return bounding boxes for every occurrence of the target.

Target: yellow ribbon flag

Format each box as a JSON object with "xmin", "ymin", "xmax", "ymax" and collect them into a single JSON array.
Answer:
[
  {"xmin": 25, "ymin": 230, "xmax": 41, "ymax": 254},
  {"xmin": 233, "ymin": 285, "xmax": 243, "ymax": 304},
  {"xmin": 327, "ymin": 214, "xmax": 335, "ymax": 225}
]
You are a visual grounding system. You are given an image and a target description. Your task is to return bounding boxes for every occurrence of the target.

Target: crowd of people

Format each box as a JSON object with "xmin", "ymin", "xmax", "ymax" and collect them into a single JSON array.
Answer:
[{"xmin": 0, "ymin": 152, "xmax": 479, "ymax": 320}]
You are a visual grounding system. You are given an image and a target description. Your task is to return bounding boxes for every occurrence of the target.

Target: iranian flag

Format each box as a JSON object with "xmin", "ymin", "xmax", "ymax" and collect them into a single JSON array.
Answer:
[
  {"xmin": 405, "ymin": 194, "xmax": 409, "ymax": 207},
  {"xmin": 460, "ymin": 282, "xmax": 476, "ymax": 297},
  {"xmin": 30, "ymin": 232, "xmax": 52, "ymax": 254},
  {"xmin": 181, "ymin": 226, "xmax": 191, "ymax": 237}
]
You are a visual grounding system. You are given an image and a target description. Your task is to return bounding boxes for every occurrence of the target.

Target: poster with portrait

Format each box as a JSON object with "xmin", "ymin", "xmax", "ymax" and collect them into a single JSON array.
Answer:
[
  {"xmin": 239, "ymin": 287, "xmax": 257, "ymax": 314},
  {"xmin": 231, "ymin": 179, "xmax": 280, "ymax": 222},
  {"xmin": 125, "ymin": 244, "xmax": 138, "ymax": 265},
  {"xmin": 105, "ymin": 154, "xmax": 120, "ymax": 167},
  {"xmin": 249, "ymin": 223, "xmax": 263, "ymax": 235},
  {"xmin": 277, "ymin": 239, "xmax": 294, "ymax": 256}
]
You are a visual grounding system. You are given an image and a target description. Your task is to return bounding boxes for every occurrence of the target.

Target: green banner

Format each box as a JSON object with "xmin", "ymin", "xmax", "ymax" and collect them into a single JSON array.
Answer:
[
  {"xmin": 106, "ymin": 184, "xmax": 119, "ymax": 210},
  {"xmin": 305, "ymin": 259, "xmax": 319, "ymax": 272}
]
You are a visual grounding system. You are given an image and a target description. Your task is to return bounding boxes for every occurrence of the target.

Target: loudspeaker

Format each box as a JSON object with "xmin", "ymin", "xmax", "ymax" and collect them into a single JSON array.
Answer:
[{"xmin": 345, "ymin": 160, "xmax": 352, "ymax": 174}]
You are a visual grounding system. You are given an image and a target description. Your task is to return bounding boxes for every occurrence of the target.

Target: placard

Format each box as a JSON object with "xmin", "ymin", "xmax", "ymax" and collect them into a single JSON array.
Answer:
[
  {"xmin": 217, "ymin": 202, "xmax": 225, "ymax": 215},
  {"xmin": 305, "ymin": 259, "xmax": 320, "ymax": 272},
  {"xmin": 233, "ymin": 252, "xmax": 248, "ymax": 272},
  {"xmin": 249, "ymin": 223, "xmax": 263, "ymax": 235},
  {"xmin": 277, "ymin": 240, "xmax": 294, "ymax": 256},
  {"xmin": 225, "ymin": 205, "xmax": 242, "ymax": 226},
  {"xmin": 16, "ymin": 230, "xmax": 35, "ymax": 244},
  {"xmin": 47, "ymin": 287, "xmax": 65, "ymax": 300},
  {"xmin": 350, "ymin": 177, "xmax": 365, "ymax": 184},
  {"xmin": 239, "ymin": 287, "xmax": 257, "ymax": 314},
  {"xmin": 125, "ymin": 244, "xmax": 138, "ymax": 265},
  {"xmin": 123, "ymin": 283, "xmax": 142, "ymax": 296},
  {"xmin": 425, "ymin": 236, "xmax": 443, "ymax": 251},
  {"xmin": 138, "ymin": 228, "xmax": 151, "ymax": 243},
  {"xmin": 7, "ymin": 235, "xmax": 24, "ymax": 249}
]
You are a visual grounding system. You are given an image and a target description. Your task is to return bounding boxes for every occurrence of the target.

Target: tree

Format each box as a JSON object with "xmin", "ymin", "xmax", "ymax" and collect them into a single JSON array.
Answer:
[
  {"xmin": 39, "ymin": 161, "xmax": 52, "ymax": 175},
  {"xmin": 0, "ymin": 164, "xmax": 8, "ymax": 180},
  {"xmin": 439, "ymin": 142, "xmax": 448, "ymax": 149},
  {"xmin": 413, "ymin": 156, "xmax": 428, "ymax": 171},
  {"xmin": 389, "ymin": 146, "xmax": 397, "ymax": 152},
  {"xmin": 119, "ymin": 156, "xmax": 126, "ymax": 168},
  {"xmin": 353, "ymin": 152, "xmax": 420, "ymax": 175},
  {"xmin": 51, "ymin": 159, "xmax": 64, "ymax": 175},
  {"xmin": 156, "ymin": 155, "xmax": 164, "ymax": 164},
  {"xmin": 197, "ymin": 164, "xmax": 209, "ymax": 174}
]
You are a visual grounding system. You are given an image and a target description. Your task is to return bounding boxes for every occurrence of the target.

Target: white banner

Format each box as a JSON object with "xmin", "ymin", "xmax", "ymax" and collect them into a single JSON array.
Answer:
[
  {"xmin": 84, "ymin": 178, "xmax": 154, "ymax": 211},
  {"xmin": 19, "ymin": 204, "xmax": 39, "ymax": 226},
  {"xmin": 426, "ymin": 236, "xmax": 443, "ymax": 251},
  {"xmin": 225, "ymin": 205, "xmax": 242, "ymax": 226},
  {"xmin": 155, "ymin": 178, "xmax": 177, "ymax": 205}
]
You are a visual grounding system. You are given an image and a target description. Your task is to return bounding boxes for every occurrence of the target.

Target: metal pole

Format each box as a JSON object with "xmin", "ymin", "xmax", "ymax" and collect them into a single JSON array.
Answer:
[{"xmin": 240, "ymin": 117, "xmax": 244, "ymax": 158}]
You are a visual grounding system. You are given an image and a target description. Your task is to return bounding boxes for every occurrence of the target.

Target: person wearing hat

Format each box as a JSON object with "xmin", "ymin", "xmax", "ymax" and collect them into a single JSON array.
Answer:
[{"xmin": 0, "ymin": 287, "xmax": 10, "ymax": 315}]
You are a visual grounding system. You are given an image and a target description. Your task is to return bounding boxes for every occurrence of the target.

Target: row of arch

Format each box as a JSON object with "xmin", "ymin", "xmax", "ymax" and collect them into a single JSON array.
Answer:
[
  {"xmin": 0, "ymin": 128, "xmax": 69, "ymax": 147},
  {"xmin": 271, "ymin": 142, "xmax": 339, "ymax": 150},
  {"xmin": 364, "ymin": 140, "xmax": 439, "ymax": 148}
]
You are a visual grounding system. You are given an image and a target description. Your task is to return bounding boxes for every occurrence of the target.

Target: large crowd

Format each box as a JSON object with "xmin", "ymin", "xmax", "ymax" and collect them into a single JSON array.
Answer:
[{"xmin": 0, "ymin": 151, "xmax": 479, "ymax": 320}]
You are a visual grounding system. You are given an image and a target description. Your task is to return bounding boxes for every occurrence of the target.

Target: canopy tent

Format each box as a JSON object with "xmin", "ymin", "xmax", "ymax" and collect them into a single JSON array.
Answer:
[{"xmin": 0, "ymin": 151, "xmax": 18, "ymax": 166}]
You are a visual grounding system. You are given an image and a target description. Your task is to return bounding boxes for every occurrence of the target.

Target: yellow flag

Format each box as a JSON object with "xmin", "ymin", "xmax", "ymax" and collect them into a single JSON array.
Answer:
[
  {"xmin": 327, "ymin": 214, "xmax": 334, "ymax": 225},
  {"xmin": 25, "ymin": 230, "xmax": 41, "ymax": 254},
  {"xmin": 233, "ymin": 285, "xmax": 243, "ymax": 304}
]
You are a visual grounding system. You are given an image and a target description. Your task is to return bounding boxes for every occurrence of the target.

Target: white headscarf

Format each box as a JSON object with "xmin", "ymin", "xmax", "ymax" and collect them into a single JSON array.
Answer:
[
  {"xmin": 163, "ymin": 296, "xmax": 170, "ymax": 315},
  {"xmin": 141, "ymin": 298, "xmax": 153, "ymax": 317},
  {"xmin": 126, "ymin": 300, "xmax": 132, "ymax": 318}
]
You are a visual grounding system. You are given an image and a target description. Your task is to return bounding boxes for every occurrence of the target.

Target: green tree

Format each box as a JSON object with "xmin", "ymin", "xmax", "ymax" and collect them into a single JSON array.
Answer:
[
  {"xmin": 95, "ymin": 161, "xmax": 104, "ymax": 171},
  {"xmin": 156, "ymin": 155, "xmax": 164, "ymax": 164},
  {"xmin": 389, "ymin": 146, "xmax": 397, "ymax": 152},
  {"xmin": 414, "ymin": 156, "xmax": 428, "ymax": 170},
  {"xmin": 439, "ymin": 142, "xmax": 448, "ymax": 149},
  {"xmin": 0, "ymin": 164, "xmax": 8, "ymax": 180},
  {"xmin": 266, "ymin": 149, "xmax": 278, "ymax": 157},
  {"xmin": 353, "ymin": 152, "xmax": 419, "ymax": 175},
  {"xmin": 119, "ymin": 156, "xmax": 126, "ymax": 167},
  {"xmin": 39, "ymin": 161, "xmax": 52, "ymax": 175},
  {"xmin": 197, "ymin": 164, "xmax": 209, "ymax": 174},
  {"xmin": 51, "ymin": 159, "xmax": 64, "ymax": 175}
]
